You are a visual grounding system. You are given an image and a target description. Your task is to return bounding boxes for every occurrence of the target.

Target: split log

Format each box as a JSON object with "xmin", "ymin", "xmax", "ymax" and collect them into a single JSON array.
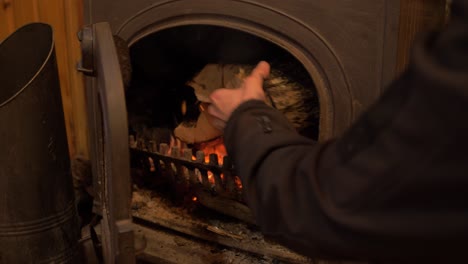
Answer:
[
  {"xmin": 173, "ymin": 111, "xmax": 222, "ymax": 144},
  {"xmin": 174, "ymin": 62, "xmax": 319, "ymax": 143}
]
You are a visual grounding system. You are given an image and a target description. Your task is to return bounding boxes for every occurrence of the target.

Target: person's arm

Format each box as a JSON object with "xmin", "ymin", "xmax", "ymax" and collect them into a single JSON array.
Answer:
[{"xmin": 209, "ymin": 1, "xmax": 468, "ymax": 261}]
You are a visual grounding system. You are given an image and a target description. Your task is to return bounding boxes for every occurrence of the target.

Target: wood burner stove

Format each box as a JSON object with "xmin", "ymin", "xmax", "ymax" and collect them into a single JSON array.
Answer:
[{"xmin": 79, "ymin": 1, "xmax": 400, "ymax": 263}]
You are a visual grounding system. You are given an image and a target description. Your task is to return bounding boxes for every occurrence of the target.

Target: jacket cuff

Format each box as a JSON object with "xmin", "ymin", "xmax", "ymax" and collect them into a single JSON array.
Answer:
[
  {"xmin": 225, "ymin": 100, "xmax": 269, "ymax": 131},
  {"xmin": 224, "ymin": 99, "xmax": 293, "ymax": 139},
  {"xmin": 223, "ymin": 99, "xmax": 297, "ymax": 156}
]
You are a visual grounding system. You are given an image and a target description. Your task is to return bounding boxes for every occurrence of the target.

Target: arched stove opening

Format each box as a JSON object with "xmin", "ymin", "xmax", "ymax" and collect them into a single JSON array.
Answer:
[{"xmin": 125, "ymin": 25, "xmax": 320, "ymax": 262}]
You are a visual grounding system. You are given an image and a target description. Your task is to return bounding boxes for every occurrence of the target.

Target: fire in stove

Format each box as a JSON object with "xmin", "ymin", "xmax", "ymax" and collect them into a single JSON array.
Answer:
[
  {"xmin": 122, "ymin": 24, "xmax": 319, "ymax": 263},
  {"xmin": 126, "ymin": 27, "xmax": 319, "ymax": 226},
  {"xmin": 129, "ymin": 132, "xmax": 252, "ymax": 223}
]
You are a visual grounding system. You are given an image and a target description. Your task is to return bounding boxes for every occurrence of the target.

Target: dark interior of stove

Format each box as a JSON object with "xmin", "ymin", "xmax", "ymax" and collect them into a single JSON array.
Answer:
[
  {"xmin": 126, "ymin": 25, "xmax": 319, "ymax": 140},
  {"xmin": 125, "ymin": 25, "xmax": 320, "ymax": 235}
]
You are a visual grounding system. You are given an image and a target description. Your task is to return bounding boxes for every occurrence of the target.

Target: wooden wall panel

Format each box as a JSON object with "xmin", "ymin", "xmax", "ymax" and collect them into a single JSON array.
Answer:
[
  {"xmin": 396, "ymin": 0, "xmax": 447, "ymax": 74},
  {"xmin": 64, "ymin": 0, "xmax": 89, "ymax": 158},
  {"xmin": 0, "ymin": 0, "xmax": 15, "ymax": 40},
  {"xmin": 38, "ymin": 0, "xmax": 78, "ymax": 157},
  {"xmin": 11, "ymin": 0, "xmax": 39, "ymax": 25},
  {"xmin": 0, "ymin": 0, "xmax": 88, "ymax": 158}
]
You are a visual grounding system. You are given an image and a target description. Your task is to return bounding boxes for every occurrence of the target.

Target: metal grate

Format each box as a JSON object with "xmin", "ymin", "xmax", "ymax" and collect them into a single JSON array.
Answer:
[{"xmin": 129, "ymin": 136, "xmax": 243, "ymax": 202}]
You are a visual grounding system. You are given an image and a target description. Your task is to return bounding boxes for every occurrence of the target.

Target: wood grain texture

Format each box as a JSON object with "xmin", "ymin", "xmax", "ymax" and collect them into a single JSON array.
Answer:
[
  {"xmin": 0, "ymin": 0, "xmax": 15, "ymax": 40},
  {"xmin": 12, "ymin": 0, "xmax": 39, "ymax": 26},
  {"xmin": 0, "ymin": 0, "xmax": 88, "ymax": 157},
  {"xmin": 64, "ymin": 0, "xmax": 89, "ymax": 157},
  {"xmin": 396, "ymin": 0, "xmax": 446, "ymax": 74}
]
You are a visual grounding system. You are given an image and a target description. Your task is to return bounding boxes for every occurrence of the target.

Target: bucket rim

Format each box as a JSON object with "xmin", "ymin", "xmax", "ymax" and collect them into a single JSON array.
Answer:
[{"xmin": 0, "ymin": 23, "xmax": 55, "ymax": 108}]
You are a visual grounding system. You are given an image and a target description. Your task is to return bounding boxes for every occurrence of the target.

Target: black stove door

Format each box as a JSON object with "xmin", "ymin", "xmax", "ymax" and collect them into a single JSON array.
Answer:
[{"xmin": 79, "ymin": 22, "xmax": 135, "ymax": 263}]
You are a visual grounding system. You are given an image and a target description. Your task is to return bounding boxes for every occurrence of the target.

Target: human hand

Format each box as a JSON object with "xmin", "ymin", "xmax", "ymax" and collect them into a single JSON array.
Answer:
[{"xmin": 207, "ymin": 61, "xmax": 270, "ymax": 130}]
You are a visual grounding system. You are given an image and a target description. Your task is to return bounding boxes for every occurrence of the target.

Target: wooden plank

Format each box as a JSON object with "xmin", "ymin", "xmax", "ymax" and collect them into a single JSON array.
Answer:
[
  {"xmin": 11, "ymin": 0, "xmax": 39, "ymax": 27},
  {"xmin": 395, "ymin": 0, "xmax": 446, "ymax": 74},
  {"xmin": 37, "ymin": 0, "xmax": 77, "ymax": 155},
  {"xmin": 0, "ymin": 0, "xmax": 16, "ymax": 40},
  {"xmin": 0, "ymin": 7, "xmax": 10, "ymax": 40},
  {"xmin": 64, "ymin": 0, "xmax": 89, "ymax": 157}
]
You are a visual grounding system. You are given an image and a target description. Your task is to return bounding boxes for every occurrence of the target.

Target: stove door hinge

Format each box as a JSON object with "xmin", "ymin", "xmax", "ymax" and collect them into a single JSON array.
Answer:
[{"xmin": 77, "ymin": 25, "xmax": 95, "ymax": 76}]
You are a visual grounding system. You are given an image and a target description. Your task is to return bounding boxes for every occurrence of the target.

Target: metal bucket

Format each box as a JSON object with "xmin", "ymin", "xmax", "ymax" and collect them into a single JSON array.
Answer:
[{"xmin": 0, "ymin": 23, "xmax": 79, "ymax": 263}]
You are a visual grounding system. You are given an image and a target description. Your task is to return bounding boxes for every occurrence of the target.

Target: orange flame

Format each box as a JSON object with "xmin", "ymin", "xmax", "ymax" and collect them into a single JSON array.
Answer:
[
  {"xmin": 234, "ymin": 176, "xmax": 243, "ymax": 189},
  {"xmin": 169, "ymin": 135, "xmax": 245, "ymax": 191},
  {"xmin": 197, "ymin": 137, "xmax": 227, "ymax": 165},
  {"xmin": 207, "ymin": 171, "xmax": 215, "ymax": 185}
]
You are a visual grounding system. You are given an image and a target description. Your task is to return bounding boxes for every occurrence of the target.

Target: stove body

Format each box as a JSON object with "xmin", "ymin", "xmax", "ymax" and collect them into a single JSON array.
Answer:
[{"xmin": 80, "ymin": 1, "xmax": 401, "ymax": 262}]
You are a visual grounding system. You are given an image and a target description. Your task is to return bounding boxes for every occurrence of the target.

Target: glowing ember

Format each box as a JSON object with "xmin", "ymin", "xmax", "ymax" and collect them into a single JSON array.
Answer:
[
  {"xmin": 196, "ymin": 137, "xmax": 227, "ymax": 165},
  {"xmin": 148, "ymin": 157, "xmax": 155, "ymax": 172},
  {"xmin": 207, "ymin": 171, "xmax": 215, "ymax": 185},
  {"xmin": 195, "ymin": 169, "xmax": 202, "ymax": 183},
  {"xmin": 234, "ymin": 176, "xmax": 243, "ymax": 189}
]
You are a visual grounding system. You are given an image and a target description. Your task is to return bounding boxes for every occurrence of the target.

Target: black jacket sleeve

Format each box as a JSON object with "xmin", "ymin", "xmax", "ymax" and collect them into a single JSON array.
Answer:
[{"xmin": 223, "ymin": 1, "xmax": 468, "ymax": 261}]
